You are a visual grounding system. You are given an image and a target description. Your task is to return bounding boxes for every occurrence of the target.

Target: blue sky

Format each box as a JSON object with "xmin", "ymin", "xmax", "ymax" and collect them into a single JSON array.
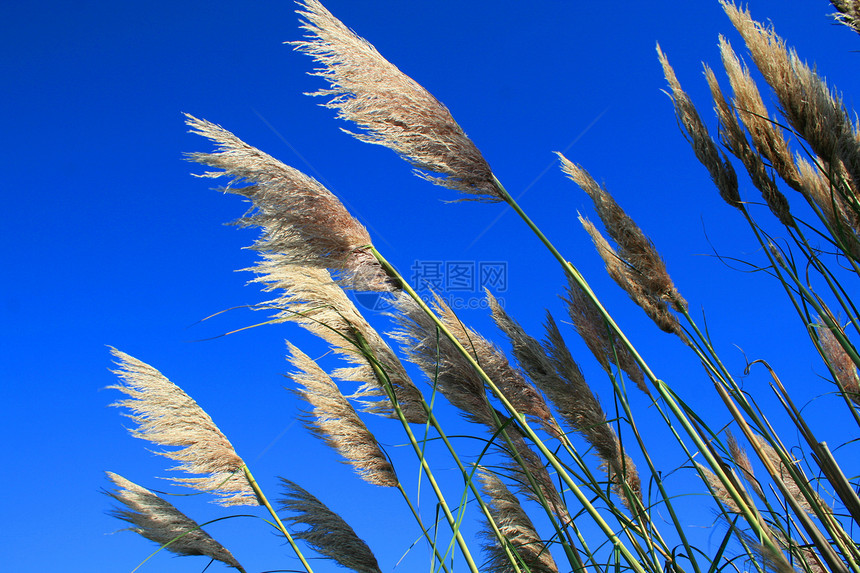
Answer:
[{"xmin": 2, "ymin": 1, "xmax": 859, "ymax": 571}]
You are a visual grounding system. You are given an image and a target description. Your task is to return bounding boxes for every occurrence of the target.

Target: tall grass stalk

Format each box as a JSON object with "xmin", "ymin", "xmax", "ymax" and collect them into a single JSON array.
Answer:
[{"xmin": 105, "ymin": 2, "xmax": 860, "ymax": 572}]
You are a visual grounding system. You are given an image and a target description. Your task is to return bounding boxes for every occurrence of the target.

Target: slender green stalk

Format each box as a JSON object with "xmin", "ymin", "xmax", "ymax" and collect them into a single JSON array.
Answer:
[
  {"xmin": 371, "ymin": 245, "xmax": 651, "ymax": 573},
  {"xmin": 487, "ymin": 176, "xmax": 789, "ymax": 564},
  {"xmin": 376, "ymin": 379, "xmax": 482, "ymax": 573},
  {"xmin": 242, "ymin": 466, "xmax": 315, "ymax": 573},
  {"xmin": 396, "ymin": 483, "xmax": 454, "ymax": 573},
  {"xmin": 355, "ymin": 331, "xmax": 522, "ymax": 573}
]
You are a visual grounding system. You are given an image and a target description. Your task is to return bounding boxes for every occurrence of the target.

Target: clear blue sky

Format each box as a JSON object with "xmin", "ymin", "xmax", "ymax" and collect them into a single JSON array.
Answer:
[{"xmin": 2, "ymin": 1, "xmax": 858, "ymax": 571}]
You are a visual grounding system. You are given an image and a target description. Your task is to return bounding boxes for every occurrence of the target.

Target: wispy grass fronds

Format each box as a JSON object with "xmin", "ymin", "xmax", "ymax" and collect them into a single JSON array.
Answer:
[
  {"xmin": 391, "ymin": 292, "xmax": 497, "ymax": 428},
  {"xmin": 749, "ymin": 435, "xmax": 820, "ymax": 517},
  {"xmin": 564, "ymin": 279, "xmax": 648, "ymax": 395},
  {"xmin": 185, "ymin": 114, "xmax": 388, "ymax": 290},
  {"xmin": 499, "ymin": 423, "xmax": 570, "ymax": 526},
  {"xmin": 716, "ymin": 36, "xmax": 802, "ymax": 193},
  {"xmin": 487, "ymin": 294, "xmax": 560, "ymax": 398},
  {"xmin": 108, "ymin": 348, "xmax": 258, "ymax": 506},
  {"xmin": 489, "ymin": 293, "xmax": 641, "ymax": 505},
  {"xmin": 727, "ymin": 431, "xmax": 766, "ymax": 501},
  {"xmin": 106, "ymin": 472, "xmax": 246, "ymax": 572},
  {"xmin": 392, "ymin": 291, "xmax": 555, "ymax": 433},
  {"xmin": 749, "ymin": 537, "xmax": 801, "ymax": 573},
  {"xmin": 279, "ymin": 479, "xmax": 382, "ymax": 573},
  {"xmin": 543, "ymin": 314, "xmax": 642, "ymax": 505},
  {"xmin": 251, "ymin": 257, "xmax": 427, "ymax": 423},
  {"xmin": 816, "ymin": 316, "xmax": 860, "ymax": 406},
  {"xmin": 291, "ymin": 0, "xmax": 498, "ymax": 201},
  {"xmin": 796, "ymin": 157, "xmax": 860, "ymax": 259},
  {"xmin": 831, "ymin": 0, "xmax": 860, "ymax": 35},
  {"xmin": 657, "ymin": 44, "xmax": 741, "ymax": 210},
  {"xmin": 722, "ymin": 1, "xmax": 860, "ymax": 195},
  {"xmin": 478, "ymin": 470, "xmax": 558, "ymax": 573},
  {"xmin": 579, "ymin": 215, "xmax": 686, "ymax": 339},
  {"xmin": 705, "ymin": 61, "xmax": 794, "ymax": 227},
  {"xmin": 286, "ymin": 342, "xmax": 398, "ymax": 487},
  {"xmin": 558, "ymin": 154, "xmax": 687, "ymax": 313},
  {"xmin": 695, "ymin": 464, "xmax": 743, "ymax": 515},
  {"xmin": 390, "ymin": 294, "xmax": 568, "ymax": 523},
  {"xmin": 433, "ymin": 294, "xmax": 557, "ymax": 435}
]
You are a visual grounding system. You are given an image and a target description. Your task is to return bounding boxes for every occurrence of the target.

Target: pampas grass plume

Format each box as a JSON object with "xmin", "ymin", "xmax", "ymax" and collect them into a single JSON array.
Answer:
[
  {"xmin": 108, "ymin": 348, "xmax": 258, "ymax": 506},
  {"xmin": 292, "ymin": 0, "xmax": 498, "ymax": 201},
  {"xmin": 106, "ymin": 472, "xmax": 246, "ymax": 572}
]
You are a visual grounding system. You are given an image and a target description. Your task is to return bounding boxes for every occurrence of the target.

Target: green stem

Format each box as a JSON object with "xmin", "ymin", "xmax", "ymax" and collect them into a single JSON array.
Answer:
[
  {"xmin": 489, "ymin": 176, "xmax": 785, "ymax": 565},
  {"xmin": 355, "ymin": 332, "xmax": 518, "ymax": 573},
  {"xmin": 371, "ymin": 245, "xmax": 650, "ymax": 573},
  {"xmin": 380, "ymin": 382, "xmax": 482, "ymax": 573},
  {"xmin": 243, "ymin": 466, "xmax": 314, "ymax": 573},
  {"xmin": 396, "ymin": 483, "xmax": 454, "ymax": 573}
]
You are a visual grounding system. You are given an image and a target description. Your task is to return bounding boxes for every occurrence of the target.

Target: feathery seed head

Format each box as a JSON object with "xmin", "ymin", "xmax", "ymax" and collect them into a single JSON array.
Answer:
[
  {"xmin": 753, "ymin": 435, "xmax": 825, "ymax": 516},
  {"xmin": 706, "ymin": 63, "xmax": 794, "ymax": 227},
  {"xmin": 815, "ymin": 316, "xmax": 860, "ymax": 406},
  {"xmin": 106, "ymin": 472, "xmax": 246, "ymax": 571},
  {"xmin": 478, "ymin": 470, "xmax": 558, "ymax": 573},
  {"xmin": 488, "ymin": 293, "xmax": 567, "ymax": 439},
  {"xmin": 389, "ymin": 295, "xmax": 568, "ymax": 519},
  {"xmin": 390, "ymin": 292, "xmax": 497, "ymax": 427},
  {"xmin": 185, "ymin": 114, "xmax": 389, "ymax": 290},
  {"xmin": 657, "ymin": 45, "xmax": 741, "ymax": 209},
  {"xmin": 722, "ymin": 1, "xmax": 860, "ymax": 195},
  {"xmin": 578, "ymin": 215, "xmax": 686, "ymax": 341},
  {"xmin": 726, "ymin": 431, "xmax": 766, "ymax": 501},
  {"xmin": 499, "ymin": 423, "xmax": 571, "ymax": 525},
  {"xmin": 796, "ymin": 156, "xmax": 860, "ymax": 259},
  {"xmin": 395, "ymin": 291, "xmax": 554, "ymax": 430},
  {"xmin": 564, "ymin": 277, "xmax": 649, "ymax": 395},
  {"xmin": 250, "ymin": 257, "xmax": 427, "ymax": 423},
  {"xmin": 717, "ymin": 37, "xmax": 801, "ymax": 189},
  {"xmin": 287, "ymin": 342, "xmax": 399, "ymax": 487},
  {"xmin": 696, "ymin": 463, "xmax": 742, "ymax": 514},
  {"xmin": 559, "ymin": 154, "xmax": 688, "ymax": 314},
  {"xmin": 543, "ymin": 314, "xmax": 642, "ymax": 507},
  {"xmin": 750, "ymin": 434, "xmax": 821, "ymax": 516},
  {"xmin": 279, "ymin": 479, "xmax": 382, "ymax": 573},
  {"xmin": 292, "ymin": 0, "xmax": 499, "ymax": 201},
  {"xmin": 391, "ymin": 292, "xmax": 550, "ymax": 428},
  {"xmin": 831, "ymin": 0, "xmax": 860, "ymax": 35},
  {"xmin": 108, "ymin": 348, "xmax": 258, "ymax": 506},
  {"xmin": 481, "ymin": 293, "xmax": 559, "ymax": 436}
]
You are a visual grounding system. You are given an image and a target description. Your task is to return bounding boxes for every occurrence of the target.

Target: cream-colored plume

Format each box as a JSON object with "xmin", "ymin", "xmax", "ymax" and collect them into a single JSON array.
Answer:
[
  {"xmin": 292, "ymin": 0, "xmax": 498, "ymax": 201},
  {"xmin": 816, "ymin": 316, "xmax": 860, "ymax": 406},
  {"xmin": 831, "ymin": 0, "xmax": 860, "ymax": 35},
  {"xmin": 185, "ymin": 114, "xmax": 388, "ymax": 290},
  {"xmin": 106, "ymin": 472, "xmax": 246, "ymax": 571},
  {"xmin": 279, "ymin": 479, "xmax": 382, "ymax": 573},
  {"xmin": 287, "ymin": 342, "xmax": 399, "ymax": 487},
  {"xmin": 251, "ymin": 256, "xmax": 427, "ymax": 423},
  {"xmin": 564, "ymin": 278, "xmax": 648, "ymax": 395},
  {"xmin": 108, "ymin": 348, "xmax": 258, "ymax": 506},
  {"xmin": 705, "ymin": 61, "xmax": 794, "ymax": 227},
  {"xmin": 543, "ymin": 313, "xmax": 642, "ymax": 506},
  {"xmin": 657, "ymin": 45, "xmax": 741, "ymax": 210},
  {"xmin": 478, "ymin": 470, "xmax": 558, "ymax": 573},
  {"xmin": 722, "ymin": 1, "xmax": 859, "ymax": 197}
]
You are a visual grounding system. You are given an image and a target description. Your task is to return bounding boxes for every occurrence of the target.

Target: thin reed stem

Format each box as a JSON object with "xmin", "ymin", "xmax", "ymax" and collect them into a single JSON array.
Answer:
[
  {"xmin": 242, "ymin": 466, "xmax": 315, "ymax": 573},
  {"xmin": 354, "ymin": 330, "xmax": 524, "ymax": 573},
  {"xmin": 395, "ymin": 483, "xmax": 454, "ymax": 573},
  {"xmin": 370, "ymin": 245, "xmax": 652, "ymax": 573},
  {"xmin": 487, "ymin": 175, "xmax": 788, "ymax": 564}
]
